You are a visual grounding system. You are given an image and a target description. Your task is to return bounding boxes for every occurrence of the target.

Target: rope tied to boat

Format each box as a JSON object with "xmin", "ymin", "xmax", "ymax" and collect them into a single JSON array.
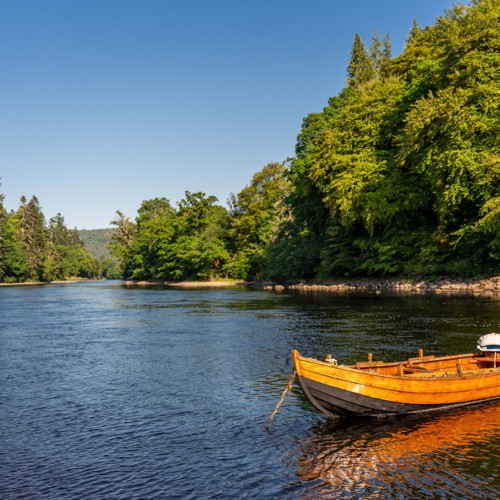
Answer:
[{"xmin": 265, "ymin": 370, "xmax": 296, "ymax": 430}]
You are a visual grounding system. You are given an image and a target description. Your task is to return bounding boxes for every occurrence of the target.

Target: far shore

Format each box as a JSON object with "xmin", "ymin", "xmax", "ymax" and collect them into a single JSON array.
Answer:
[
  {"xmin": 0, "ymin": 279, "xmax": 89, "ymax": 287},
  {"xmin": 125, "ymin": 280, "xmax": 246, "ymax": 288},
  {"xmin": 2, "ymin": 276, "xmax": 499, "ymax": 295},
  {"xmin": 0, "ymin": 280, "xmax": 82, "ymax": 286},
  {"xmin": 124, "ymin": 276, "xmax": 500, "ymax": 295}
]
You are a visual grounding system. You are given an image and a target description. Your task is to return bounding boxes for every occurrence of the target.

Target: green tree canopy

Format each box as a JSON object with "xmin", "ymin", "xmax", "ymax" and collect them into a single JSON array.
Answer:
[
  {"xmin": 0, "ymin": 191, "xmax": 99, "ymax": 283},
  {"xmin": 281, "ymin": 0, "xmax": 500, "ymax": 277},
  {"xmin": 227, "ymin": 163, "xmax": 290, "ymax": 279}
]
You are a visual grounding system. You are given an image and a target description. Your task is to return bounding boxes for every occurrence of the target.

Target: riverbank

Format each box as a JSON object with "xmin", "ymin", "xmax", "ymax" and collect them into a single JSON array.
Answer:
[
  {"xmin": 0, "ymin": 281, "xmax": 77, "ymax": 287},
  {"xmin": 0, "ymin": 279, "xmax": 92, "ymax": 287},
  {"xmin": 125, "ymin": 280, "xmax": 245, "ymax": 288},
  {"xmin": 124, "ymin": 276, "xmax": 500, "ymax": 295},
  {"xmin": 3, "ymin": 277, "xmax": 499, "ymax": 294},
  {"xmin": 257, "ymin": 276, "xmax": 500, "ymax": 294}
]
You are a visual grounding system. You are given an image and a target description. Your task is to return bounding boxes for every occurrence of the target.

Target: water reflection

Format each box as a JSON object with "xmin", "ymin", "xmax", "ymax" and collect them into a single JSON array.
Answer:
[
  {"xmin": 2, "ymin": 283, "xmax": 499, "ymax": 498},
  {"xmin": 296, "ymin": 403, "xmax": 500, "ymax": 498}
]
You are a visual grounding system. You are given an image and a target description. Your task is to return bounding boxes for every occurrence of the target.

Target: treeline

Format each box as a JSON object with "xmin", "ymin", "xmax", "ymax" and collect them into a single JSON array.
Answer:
[
  {"xmin": 111, "ymin": 0, "xmax": 499, "ymax": 282},
  {"xmin": 0, "ymin": 194, "xmax": 117, "ymax": 283},
  {"xmin": 109, "ymin": 164, "xmax": 289, "ymax": 281},
  {"xmin": 4, "ymin": 1, "xmax": 498, "ymax": 284}
]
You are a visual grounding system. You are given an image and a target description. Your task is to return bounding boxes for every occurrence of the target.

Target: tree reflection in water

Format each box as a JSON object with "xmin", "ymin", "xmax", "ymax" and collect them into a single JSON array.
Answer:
[{"xmin": 296, "ymin": 403, "xmax": 500, "ymax": 498}]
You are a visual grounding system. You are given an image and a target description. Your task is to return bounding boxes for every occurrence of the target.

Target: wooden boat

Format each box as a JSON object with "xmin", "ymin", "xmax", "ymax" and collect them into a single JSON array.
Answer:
[{"xmin": 291, "ymin": 334, "xmax": 500, "ymax": 417}]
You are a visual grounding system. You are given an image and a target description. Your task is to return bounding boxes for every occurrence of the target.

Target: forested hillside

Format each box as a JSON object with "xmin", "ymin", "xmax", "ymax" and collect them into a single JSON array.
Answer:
[
  {"xmin": 78, "ymin": 228, "xmax": 114, "ymax": 260},
  {"xmin": 78, "ymin": 228, "xmax": 121, "ymax": 280},
  {"xmin": 109, "ymin": 0, "xmax": 499, "ymax": 282}
]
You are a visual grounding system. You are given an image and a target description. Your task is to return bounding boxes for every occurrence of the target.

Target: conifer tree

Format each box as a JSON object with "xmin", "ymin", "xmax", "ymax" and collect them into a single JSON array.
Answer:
[
  {"xmin": 17, "ymin": 196, "xmax": 48, "ymax": 281},
  {"xmin": 369, "ymin": 30, "xmax": 383, "ymax": 74},
  {"xmin": 406, "ymin": 17, "xmax": 422, "ymax": 47},
  {"xmin": 382, "ymin": 32, "xmax": 392, "ymax": 65},
  {"xmin": 2, "ymin": 213, "xmax": 27, "ymax": 282},
  {"xmin": 347, "ymin": 33, "xmax": 374, "ymax": 87},
  {"xmin": 0, "ymin": 188, "xmax": 6, "ymax": 280}
]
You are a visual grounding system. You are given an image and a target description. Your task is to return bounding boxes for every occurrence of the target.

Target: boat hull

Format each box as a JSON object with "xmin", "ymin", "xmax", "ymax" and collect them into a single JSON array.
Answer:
[{"xmin": 292, "ymin": 350, "xmax": 500, "ymax": 417}]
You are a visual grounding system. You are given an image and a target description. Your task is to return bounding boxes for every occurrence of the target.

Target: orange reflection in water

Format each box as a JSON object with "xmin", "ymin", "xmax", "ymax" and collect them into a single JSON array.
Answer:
[{"xmin": 297, "ymin": 403, "xmax": 500, "ymax": 497}]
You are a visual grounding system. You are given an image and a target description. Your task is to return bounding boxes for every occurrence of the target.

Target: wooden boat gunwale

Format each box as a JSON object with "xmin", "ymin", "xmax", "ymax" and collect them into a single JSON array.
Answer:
[{"xmin": 291, "ymin": 348, "xmax": 500, "ymax": 418}]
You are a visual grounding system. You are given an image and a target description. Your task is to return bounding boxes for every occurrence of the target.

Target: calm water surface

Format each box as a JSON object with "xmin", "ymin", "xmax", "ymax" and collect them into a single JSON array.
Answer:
[{"xmin": 0, "ymin": 281, "xmax": 499, "ymax": 499}]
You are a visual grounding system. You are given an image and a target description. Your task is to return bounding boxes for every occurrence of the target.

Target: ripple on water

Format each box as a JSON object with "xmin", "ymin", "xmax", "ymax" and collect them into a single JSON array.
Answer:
[
  {"xmin": 1, "ymin": 283, "xmax": 499, "ymax": 498},
  {"xmin": 294, "ymin": 403, "xmax": 500, "ymax": 498}
]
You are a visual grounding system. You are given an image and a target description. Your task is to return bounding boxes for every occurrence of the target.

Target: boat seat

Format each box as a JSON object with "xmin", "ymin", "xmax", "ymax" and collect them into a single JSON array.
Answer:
[
  {"xmin": 403, "ymin": 366, "xmax": 436, "ymax": 374},
  {"xmin": 477, "ymin": 357, "xmax": 498, "ymax": 365},
  {"xmin": 407, "ymin": 355, "xmax": 435, "ymax": 363},
  {"xmin": 355, "ymin": 361, "xmax": 385, "ymax": 369}
]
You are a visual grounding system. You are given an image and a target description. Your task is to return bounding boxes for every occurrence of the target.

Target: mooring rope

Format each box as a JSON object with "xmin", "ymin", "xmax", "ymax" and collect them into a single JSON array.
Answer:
[{"xmin": 265, "ymin": 370, "xmax": 296, "ymax": 430}]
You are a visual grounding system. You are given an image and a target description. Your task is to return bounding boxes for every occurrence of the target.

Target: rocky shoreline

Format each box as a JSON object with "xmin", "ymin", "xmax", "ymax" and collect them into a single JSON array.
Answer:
[
  {"xmin": 125, "ymin": 276, "xmax": 500, "ymax": 295},
  {"xmin": 257, "ymin": 277, "xmax": 500, "ymax": 294}
]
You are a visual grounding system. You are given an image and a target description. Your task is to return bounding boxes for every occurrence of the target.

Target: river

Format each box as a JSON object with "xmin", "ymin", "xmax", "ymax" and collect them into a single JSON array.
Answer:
[{"xmin": 0, "ymin": 281, "xmax": 498, "ymax": 498}]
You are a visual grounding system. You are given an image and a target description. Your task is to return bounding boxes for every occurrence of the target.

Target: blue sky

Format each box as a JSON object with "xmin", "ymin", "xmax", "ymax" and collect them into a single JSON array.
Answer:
[{"xmin": 0, "ymin": 0, "xmax": 455, "ymax": 229}]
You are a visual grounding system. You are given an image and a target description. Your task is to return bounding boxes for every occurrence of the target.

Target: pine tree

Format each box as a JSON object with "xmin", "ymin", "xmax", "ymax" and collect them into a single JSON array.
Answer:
[
  {"xmin": 17, "ymin": 196, "xmax": 48, "ymax": 281},
  {"xmin": 382, "ymin": 32, "xmax": 392, "ymax": 62},
  {"xmin": 347, "ymin": 33, "xmax": 374, "ymax": 87},
  {"xmin": 0, "ymin": 187, "xmax": 6, "ymax": 280},
  {"xmin": 406, "ymin": 17, "xmax": 422, "ymax": 47},
  {"xmin": 369, "ymin": 30, "xmax": 383, "ymax": 74},
  {"xmin": 2, "ymin": 213, "xmax": 27, "ymax": 282}
]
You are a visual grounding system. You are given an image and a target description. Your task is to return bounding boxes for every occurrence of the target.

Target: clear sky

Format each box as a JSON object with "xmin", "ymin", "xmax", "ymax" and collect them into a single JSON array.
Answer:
[{"xmin": 0, "ymin": 0, "xmax": 455, "ymax": 229}]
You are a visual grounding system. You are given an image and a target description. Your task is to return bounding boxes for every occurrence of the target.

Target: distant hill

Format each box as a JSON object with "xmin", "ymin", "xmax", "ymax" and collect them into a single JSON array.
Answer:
[{"xmin": 78, "ymin": 228, "xmax": 115, "ymax": 260}]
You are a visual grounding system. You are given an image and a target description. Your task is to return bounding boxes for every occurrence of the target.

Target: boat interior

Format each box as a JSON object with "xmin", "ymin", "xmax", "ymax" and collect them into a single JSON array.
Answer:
[{"xmin": 328, "ymin": 350, "xmax": 500, "ymax": 377}]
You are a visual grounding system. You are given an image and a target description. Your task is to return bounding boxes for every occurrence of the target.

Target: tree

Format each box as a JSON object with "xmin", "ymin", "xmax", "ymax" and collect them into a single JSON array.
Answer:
[
  {"xmin": 283, "ymin": 0, "xmax": 500, "ymax": 277},
  {"xmin": 172, "ymin": 192, "xmax": 231, "ymax": 280},
  {"xmin": 110, "ymin": 210, "xmax": 137, "ymax": 278},
  {"xmin": 228, "ymin": 163, "xmax": 290, "ymax": 279},
  {"xmin": 0, "ymin": 186, "xmax": 6, "ymax": 280},
  {"xmin": 111, "ymin": 193, "xmax": 232, "ymax": 281},
  {"xmin": 44, "ymin": 214, "xmax": 99, "ymax": 280},
  {"xmin": 396, "ymin": 0, "xmax": 500, "ymax": 273},
  {"xmin": 406, "ymin": 17, "xmax": 423, "ymax": 48},
  {"xmin": 1, "ymin": 213, "xmax": 27, "ymax": 282},
  {"xmin": 130, "ymin": 197, "xmax": 176, "ymax": 280},
  {"xmin": 17, "ymin": 196, "xmax": 48, "ymax": 281},
  {"xmin": 347, "ymin": 33, "xmax": 374, "ymax": 87},
  {"xmin": 382, "ymin": 32, "xmax": 392, "ymax": 63}
]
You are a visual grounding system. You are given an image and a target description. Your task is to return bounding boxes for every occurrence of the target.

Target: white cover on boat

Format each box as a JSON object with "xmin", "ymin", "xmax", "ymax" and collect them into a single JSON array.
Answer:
[{"xmin": 477, "ymin": 333, "xmax": 500, "ymax": 352}]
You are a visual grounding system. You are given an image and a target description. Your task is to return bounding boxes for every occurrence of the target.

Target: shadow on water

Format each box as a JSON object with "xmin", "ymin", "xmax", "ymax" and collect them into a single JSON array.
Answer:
[{"xmin": 294, "ymin": 402, "xmax": 500, "ymax": 498}]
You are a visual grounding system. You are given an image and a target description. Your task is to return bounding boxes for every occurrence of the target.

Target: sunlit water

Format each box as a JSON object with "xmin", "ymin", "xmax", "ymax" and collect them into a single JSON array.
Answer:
[{"xmin": 0, "ymin": 282, "xmax": 498, "ymax": 498}]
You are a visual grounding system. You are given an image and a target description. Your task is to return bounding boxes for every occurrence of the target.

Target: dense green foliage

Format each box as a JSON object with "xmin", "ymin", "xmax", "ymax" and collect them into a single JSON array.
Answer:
[
  {"xmin": 279, "ymin": 0, "xmax": 500, "ymax": 279},
  {"xmin": 5, "ymin": 1, "xmax": 498, "ymax": 283},
  {"xmin": 0, "ymin": 194, "xmax": 100, "ymax": 283},
  {"xmin": 109, "ymin": 0, "xmax": 499, "ymax": 282},
  {"xmin": 109, "ymin": 164, "xmax": 290, "ymax": 281},
  {"xmin": 227, "ymin": 163, "xmax": 290, "ymax": 279},
  {"xmin": 107, "ymin": 0, "xmax": 500, "ymax": 280}
]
